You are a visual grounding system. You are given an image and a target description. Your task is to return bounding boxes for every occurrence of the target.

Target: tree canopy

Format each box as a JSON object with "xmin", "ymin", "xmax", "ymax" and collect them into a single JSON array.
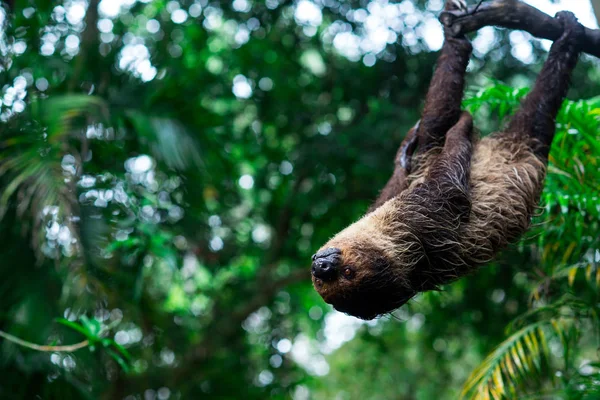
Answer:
[{"xmin": 0, "ymin": 1, "xmax": 599, "ymax": 399}]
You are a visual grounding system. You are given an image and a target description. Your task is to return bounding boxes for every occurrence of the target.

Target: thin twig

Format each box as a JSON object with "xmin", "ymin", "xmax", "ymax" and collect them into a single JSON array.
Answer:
[
  {"xmin": 471, "ymin": 0, "xmax": 485, "ymax": 15},
  {"xmin": 0, "ymin": 330, "xmax": 89, "ymax": 352},
  {"xmin": 68, "ymin": 0, "xmax": 100, "ymax": 91}
]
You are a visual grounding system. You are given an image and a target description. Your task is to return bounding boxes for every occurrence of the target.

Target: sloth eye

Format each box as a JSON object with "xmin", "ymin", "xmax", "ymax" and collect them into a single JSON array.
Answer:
[{"xmin": 342, "ymin": 267, "xmax": 354, "ymax": 279}]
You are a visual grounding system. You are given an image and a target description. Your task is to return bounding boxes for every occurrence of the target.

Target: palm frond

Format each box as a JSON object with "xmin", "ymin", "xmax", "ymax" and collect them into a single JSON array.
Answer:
[
  {"xmin": 0, "ymin": 95, "xmax": 109, "ymax": 257},
  {"xmin": 554, "ymin": 263, "xmax": 600, "ymax": 288},
  {"xmin": 461, "ymin": 322, "xmax": 550, "ymax": 400},
  {"xmin": 1, "ymin": 94, "xmax": 202, "ymax": 260},
  {"xmin": 509, "ymin": 297, "xmax": 590, "ymax": 330},
  {"xmin": 462, "ymin": 91, "xmax": 600, "ymax": 400},
  {"xmin": 530, "ymin": 262, "xmax": 600, "ymax": 304},
  {"xmin": 29, "ymin": 94, "xmax": 110, "ymax": 140}
]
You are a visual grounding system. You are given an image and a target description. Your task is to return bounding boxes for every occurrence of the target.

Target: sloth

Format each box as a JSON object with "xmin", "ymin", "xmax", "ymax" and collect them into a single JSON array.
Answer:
[{"xmin": 310, "ymin": 1, "xmax": 585, "ymax": 320}]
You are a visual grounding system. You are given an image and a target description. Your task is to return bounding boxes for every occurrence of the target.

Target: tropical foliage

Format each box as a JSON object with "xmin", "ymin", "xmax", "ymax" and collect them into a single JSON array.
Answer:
[{"xmin": 461, "ymin": 88, "xmax": 600, "ymax": 400}]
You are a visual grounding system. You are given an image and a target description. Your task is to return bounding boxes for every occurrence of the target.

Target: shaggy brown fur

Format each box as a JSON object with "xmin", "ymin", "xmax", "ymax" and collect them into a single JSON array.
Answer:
[{"xmin": 311, "ymin": 5, "xmax": 584, "ymax": 320}]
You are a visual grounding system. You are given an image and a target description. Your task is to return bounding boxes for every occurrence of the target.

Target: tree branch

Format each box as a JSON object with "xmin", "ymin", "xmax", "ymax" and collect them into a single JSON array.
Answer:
[
  {"xmin": 592, "ymin": 0, "xmax": 600, "ymax": 28},
  {"xmin": 0, "ymin": 330, "xmax": 89, "ymax": 352},
  {"xmin": 439, "ymin": 0, "xmax": 600, "ymax": 59},
  {"xmin": 69, "ymin": 0, "xmax": 100, "ymax": 91}
]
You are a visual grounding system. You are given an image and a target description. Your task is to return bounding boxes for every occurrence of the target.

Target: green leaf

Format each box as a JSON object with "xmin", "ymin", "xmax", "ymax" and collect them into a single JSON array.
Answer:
[
  {"xmin": 105, "ymin": 348, "xmax": 131, "ymax": 373},
  {"xmin": 55, "ymin": 318, "xmax": 92, "ymax": 339},
  {"xmin": 461, "ymin": 322, "xmax": 549, "ymax": 400}
]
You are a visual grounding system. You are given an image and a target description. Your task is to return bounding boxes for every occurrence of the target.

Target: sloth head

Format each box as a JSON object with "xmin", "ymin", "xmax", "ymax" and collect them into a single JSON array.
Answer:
[{"xmin": 311, "ymin": 216, "xmax": 421, "ymax": 319}]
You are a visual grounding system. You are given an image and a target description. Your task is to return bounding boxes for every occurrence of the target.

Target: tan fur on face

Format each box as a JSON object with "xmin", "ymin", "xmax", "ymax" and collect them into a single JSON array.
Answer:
[
  {"xmin": 313, "ymin": 204, "xmax": 407, "ymax": 303},
  {"xmin": 323, "ymin": 201, "xmax": 421, "ymax": 267},
  {"xmin": 314, "ymin": 193, "xmax": 424, "ymax": 305}
]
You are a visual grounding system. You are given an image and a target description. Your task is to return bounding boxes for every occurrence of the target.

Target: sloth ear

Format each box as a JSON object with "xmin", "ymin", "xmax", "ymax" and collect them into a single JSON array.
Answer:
[{"xmin": 397, "ymin": 122, "xmax": 419, "ymax": 170}]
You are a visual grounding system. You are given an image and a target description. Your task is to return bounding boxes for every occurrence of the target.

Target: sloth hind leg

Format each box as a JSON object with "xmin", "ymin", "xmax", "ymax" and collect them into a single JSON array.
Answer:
[
  {"xmin": 425, "ymin": 111, "xmax": 473, "ymax": 219},
  {"xmin": 504, "ymin": 12, "xmax": 583, "ymax": 160}
]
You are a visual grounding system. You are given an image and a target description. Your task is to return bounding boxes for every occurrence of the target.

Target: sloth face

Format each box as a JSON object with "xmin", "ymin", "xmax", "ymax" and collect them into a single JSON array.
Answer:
[{"xmin": 311, "ymin": 244, "xmax": 416, "ymax": 320}]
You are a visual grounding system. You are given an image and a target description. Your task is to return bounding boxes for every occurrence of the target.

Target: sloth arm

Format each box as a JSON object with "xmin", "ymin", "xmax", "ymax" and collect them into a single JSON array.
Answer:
[
  {"xmin": 416, "ymin": 21, "xmax": 472, "ymax": 153},
  {"xmin": 423, "ymin": 111, "xmax": 473, "ymax": 221},
  {"xmin": 372, "ymin": 2, "xmax": 472, "ymax": 211}
]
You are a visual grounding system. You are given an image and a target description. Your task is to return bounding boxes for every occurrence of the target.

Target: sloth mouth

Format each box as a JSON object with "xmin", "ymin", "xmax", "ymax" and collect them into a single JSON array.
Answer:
[
  {"xmin": 333, "ymin": 293, "xmax": 414, "ymax": 320},
  {"xmin": 321, "ymin": 280, "xmax": 417, "ymax": 320},
  {"xmin": 311, "ymin": 276, "xmax": 340, "ymax": 304}
]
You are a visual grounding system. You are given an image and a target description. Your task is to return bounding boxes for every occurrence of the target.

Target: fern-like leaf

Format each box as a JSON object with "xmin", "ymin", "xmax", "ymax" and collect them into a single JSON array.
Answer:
[{"xmin": 461, "ymin": 323, "xmax": 550, "ymax": 399}]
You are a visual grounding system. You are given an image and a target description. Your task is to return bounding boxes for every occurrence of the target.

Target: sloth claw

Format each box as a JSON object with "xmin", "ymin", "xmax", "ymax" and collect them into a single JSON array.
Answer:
[
  {"xmin": 448, "ymin": 0, "xmax": 467, "ymax": 12},
  {"xmin": 555, "ymin": 11, "xmax": 585, "ymax": 40},
  {"xmin": 444, "ymin": 1, "xmax": 469, "ymax": 37},
  {"xmin": 554, "ymin": 11, "xmax": 585, "ymax": 52}
]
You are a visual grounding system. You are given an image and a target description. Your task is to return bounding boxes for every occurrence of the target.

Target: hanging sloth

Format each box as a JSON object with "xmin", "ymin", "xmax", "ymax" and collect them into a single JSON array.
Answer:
[{"xmin": 310, "ymin": 0, "xmax": 585, "ymax": 320}]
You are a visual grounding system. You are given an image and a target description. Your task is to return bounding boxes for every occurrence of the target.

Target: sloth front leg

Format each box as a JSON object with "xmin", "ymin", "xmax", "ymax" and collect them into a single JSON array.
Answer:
[
  {"xmin": 372, "ymin": 0, "xmax": 471, "ymax": 210},
  {"xmin": 416, "ymin": 0, "xmax": 472, "ymax": 154},
  {"xmin": 423, "ymin": 111, "xmax": 473, "ymax": 220}
]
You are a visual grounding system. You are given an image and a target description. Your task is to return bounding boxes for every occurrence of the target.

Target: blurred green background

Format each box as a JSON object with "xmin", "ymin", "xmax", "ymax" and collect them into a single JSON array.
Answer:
[{"xmin": 1, "ymin": 0, "xmax": 599, "ymax": 399}]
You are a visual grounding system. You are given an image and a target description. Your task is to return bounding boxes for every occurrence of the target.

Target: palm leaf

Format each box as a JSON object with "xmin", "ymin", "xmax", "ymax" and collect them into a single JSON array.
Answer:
[
  {"xmin": 461, "ymin": 322, "xmax": 550, "ymax": 400},
  {"xmin": 0, "ymin": 95, "xmax": 109, "ymax": 256},
  {"xmin": 1, "ymin": 94, "xmax": 202, "ymax": 259},
  {"xmin": 553, "ymin": 263, "xmax": 600, "ymax": 288},
  {"xmin": 29, "ymin": 94, "xmax": 109, "ymax": 140}
]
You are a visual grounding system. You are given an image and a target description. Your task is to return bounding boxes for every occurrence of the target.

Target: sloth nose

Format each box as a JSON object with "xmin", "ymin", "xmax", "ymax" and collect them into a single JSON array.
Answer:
[
  {"xmin": 312, "ymin": 259, "xmax": 338, "ymax": 281},
  {"xmin": 311, "ymin": 248, "xmax": 341, "ymax": 281}
]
